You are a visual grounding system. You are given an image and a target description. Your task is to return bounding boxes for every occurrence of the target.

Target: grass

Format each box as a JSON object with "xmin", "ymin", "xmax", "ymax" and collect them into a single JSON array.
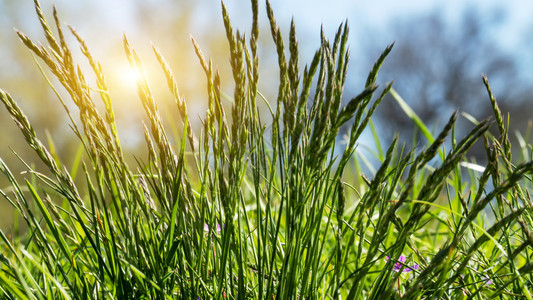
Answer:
[{"xmin": 0, "ymin": 0, "xmax": 533, "ymax": 299}]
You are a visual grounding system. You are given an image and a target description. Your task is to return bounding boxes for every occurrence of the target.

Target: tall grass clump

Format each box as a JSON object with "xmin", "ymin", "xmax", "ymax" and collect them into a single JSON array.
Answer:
[{"xmin": 1, "ymin": 0, "xmax": 533, "ymax": 298}]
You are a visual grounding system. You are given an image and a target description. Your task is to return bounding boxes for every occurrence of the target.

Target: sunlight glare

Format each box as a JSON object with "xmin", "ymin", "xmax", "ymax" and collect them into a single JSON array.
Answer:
[{"xmin": 120, "ymin": 65, "xmax": 142, "ymax": 88}]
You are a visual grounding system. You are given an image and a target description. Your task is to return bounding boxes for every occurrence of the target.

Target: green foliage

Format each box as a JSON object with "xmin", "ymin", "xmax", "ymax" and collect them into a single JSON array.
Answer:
[{"xmin": 1, "ymin": 0, "xmax": 532, "ymax": 299}]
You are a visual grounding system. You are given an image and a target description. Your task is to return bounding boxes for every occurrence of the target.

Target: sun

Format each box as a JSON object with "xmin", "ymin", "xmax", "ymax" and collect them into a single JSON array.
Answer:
[{"xmin": 118, "ymin": 64, "xmax": 143, "ymax": 88}]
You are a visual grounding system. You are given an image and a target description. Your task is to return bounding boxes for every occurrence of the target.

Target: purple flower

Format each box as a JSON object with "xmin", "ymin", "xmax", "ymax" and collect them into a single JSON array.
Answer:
[
  {"xmin": 475, "ymin": 267, "xmax": 494, "ymax": 286},
  {"xmin": 386, "ymin": 255, "xmax": 419, "ymax": 273},
  {"xmin": 204, "ymin": 223, "xmax": 224, "ymax": 234},
  {"xmin": 482, "ymin": 275, "xmax": 493, "ymax": 286}
]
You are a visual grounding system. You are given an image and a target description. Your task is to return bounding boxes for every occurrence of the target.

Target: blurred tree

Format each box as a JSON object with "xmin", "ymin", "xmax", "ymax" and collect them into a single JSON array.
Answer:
[{"xmin": 367, "ymin": 5, "xmax": 533, "ymax": 153}]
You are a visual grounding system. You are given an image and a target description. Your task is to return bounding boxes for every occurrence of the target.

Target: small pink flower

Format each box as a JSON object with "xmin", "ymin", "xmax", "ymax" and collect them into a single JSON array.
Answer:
[
  {"xmin": 386, "ymin": 255, "xmax": 419, "ymax": 273},
  {"xmin": 482, "ymin": 274, "xmax": 493, "ymax": 286},
  {"xmin": 475, "ymin": 267, "xmax": 494, "ymax": 286},
  {"xmin": 204, "ymin": 223, "xmax": 224, "ymax": 234}
]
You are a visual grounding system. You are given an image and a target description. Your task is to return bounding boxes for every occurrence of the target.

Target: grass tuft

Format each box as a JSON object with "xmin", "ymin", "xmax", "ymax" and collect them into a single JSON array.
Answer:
[{"xmin": 0, "ymin": 1, "xmax": 532, "ymax": 299}]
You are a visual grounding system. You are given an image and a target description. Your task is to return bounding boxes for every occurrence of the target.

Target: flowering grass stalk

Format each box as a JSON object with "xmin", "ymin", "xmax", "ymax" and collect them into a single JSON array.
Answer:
[{"xmin": 0, "ymin": 0, "xmax": 532, "ymax": 299}]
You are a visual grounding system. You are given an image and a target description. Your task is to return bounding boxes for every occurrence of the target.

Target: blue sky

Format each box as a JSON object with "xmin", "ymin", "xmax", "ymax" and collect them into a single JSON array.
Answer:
[
  {"xmin": 55, "ymin": 0, "xmax": 532, "ymax": 78},
  {"xmin": 2, "ymin": 0, "xmax": 531, "ymax": 110},
  {"xmin": 2, "ymin": 0, "xmax": 529, "ymax": 66},
  {"xmin": 7, "ymin": 0, "xmax": 526, "ymax": 46},
  {"xmin": 0, "ymin": 0, "xmax": 531, "ymax": 150}
]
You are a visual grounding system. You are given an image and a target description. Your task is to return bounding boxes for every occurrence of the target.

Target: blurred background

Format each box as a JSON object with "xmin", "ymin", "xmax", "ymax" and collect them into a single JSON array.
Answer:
[{"xmin": 0, "ymin": 0, "xmax": 532, "ymax": 231}]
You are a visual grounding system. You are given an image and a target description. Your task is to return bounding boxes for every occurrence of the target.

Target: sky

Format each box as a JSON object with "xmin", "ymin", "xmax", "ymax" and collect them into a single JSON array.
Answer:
[
  {"xmin": 2, "ymin": 0, "xmax": 530, "ymax": 75},
  {"xmin": 0, "ymin": 0, "xmax": 532, "ymax": 150},
  {"xmin": 5, "ymin": 0, "xmax": 528, "ymax": 48},
  {"xmin": 45, "ymin": 0, "xmax": 533, "ymax": 82}
]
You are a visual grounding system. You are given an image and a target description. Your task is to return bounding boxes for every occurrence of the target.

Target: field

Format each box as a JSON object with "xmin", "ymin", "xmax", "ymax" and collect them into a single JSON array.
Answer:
[{"xmin": 1, "ymin": 0, "xmax": 532, "ymax": 299}]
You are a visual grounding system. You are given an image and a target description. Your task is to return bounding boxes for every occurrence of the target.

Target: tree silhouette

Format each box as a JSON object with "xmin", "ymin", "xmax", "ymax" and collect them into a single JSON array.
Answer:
[{"xmin": 368, "ymin": 6, "xmax": 531, "ymax": 149}]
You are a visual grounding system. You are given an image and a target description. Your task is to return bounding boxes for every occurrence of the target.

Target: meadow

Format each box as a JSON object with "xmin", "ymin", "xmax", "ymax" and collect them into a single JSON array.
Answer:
[{"xmin": 1, "ymin": 0, "xmax": 532, "ymax": 299}]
